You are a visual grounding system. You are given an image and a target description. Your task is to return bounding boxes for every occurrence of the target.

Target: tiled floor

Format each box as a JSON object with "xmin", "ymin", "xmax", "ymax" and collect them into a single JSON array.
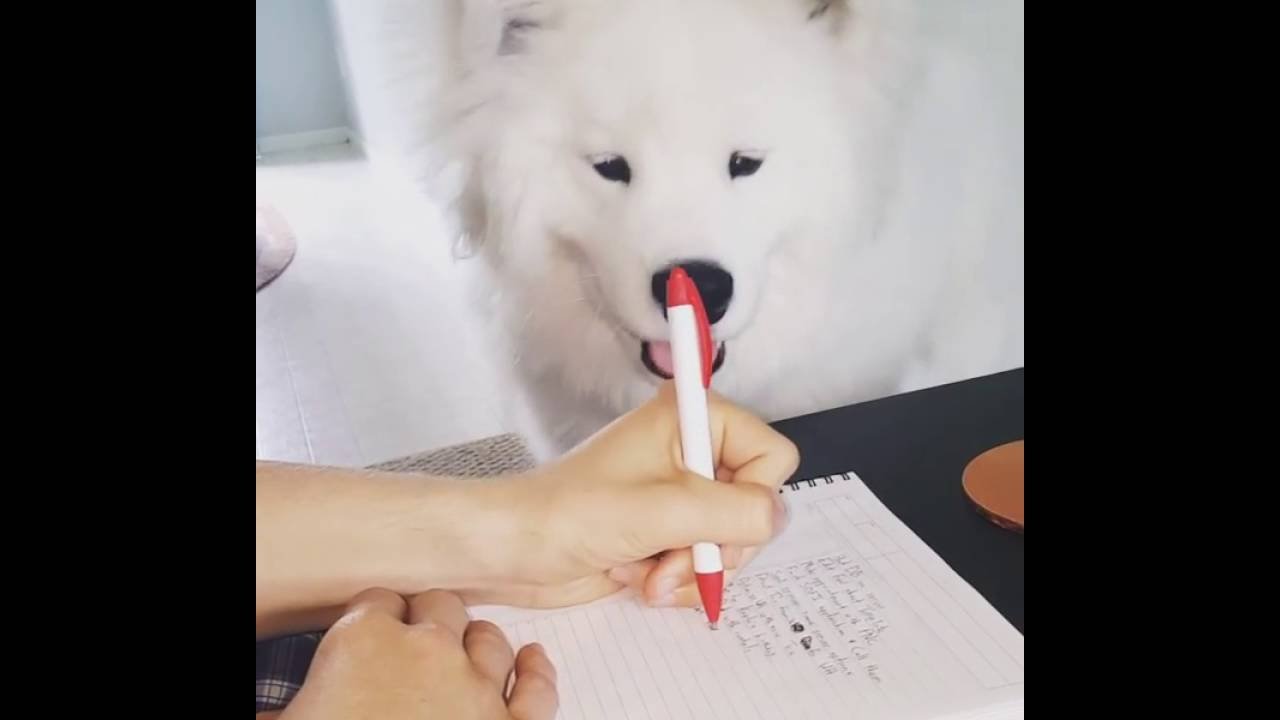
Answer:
[{"xmin": 256, "ymin": 143, "xmax": 506, "ymax": 467}]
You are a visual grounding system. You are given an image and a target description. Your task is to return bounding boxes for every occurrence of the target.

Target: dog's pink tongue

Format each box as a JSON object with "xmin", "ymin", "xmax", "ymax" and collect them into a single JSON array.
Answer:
[{"xmin": 648, "ymin": 341, "xmax": 674, "ymax": 377}]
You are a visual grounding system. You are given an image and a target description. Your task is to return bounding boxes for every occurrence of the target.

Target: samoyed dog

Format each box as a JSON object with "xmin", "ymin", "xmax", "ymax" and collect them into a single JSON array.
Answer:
[{"xmin": 380, "ymin": 0, "xmax": 1023, "ymax": 458}]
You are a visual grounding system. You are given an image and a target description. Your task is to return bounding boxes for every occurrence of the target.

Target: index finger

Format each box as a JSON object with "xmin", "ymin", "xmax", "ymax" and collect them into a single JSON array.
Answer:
[{"xmin": 708, "ymin": 391, "xmax": 800, "ymax": 490}]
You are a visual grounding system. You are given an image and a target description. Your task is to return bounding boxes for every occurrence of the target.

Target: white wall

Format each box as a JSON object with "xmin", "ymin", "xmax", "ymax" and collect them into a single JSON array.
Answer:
[
  {"xmin": 256, "ymin": 0, "xmax": 351, "ymax": 140},
  {"xmin": 325, "ymin": 0, "xmax": 365, "ymax": 146},
  {"xmin": 932, "ymin": 0, "xmax": 1024, "ymax": 371},
  {"xmin": 326, "ymin": 0, "xmax": 455, "ymax": 172}
]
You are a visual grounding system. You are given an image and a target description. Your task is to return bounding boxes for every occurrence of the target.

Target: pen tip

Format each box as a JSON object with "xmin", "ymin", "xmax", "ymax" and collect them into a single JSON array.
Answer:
[{"xmin": 709, "ymin": 621, "xmax": 718, "ymax": 630}]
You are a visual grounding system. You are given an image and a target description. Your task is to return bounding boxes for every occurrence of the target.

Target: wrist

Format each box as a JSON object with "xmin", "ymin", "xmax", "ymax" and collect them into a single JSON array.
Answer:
[
  {"xmin": 479, "ymin": 473, "xmax": 561, "ymax": 586},
  {"xmin": 397, "ymin": 473, "xmax": 555, "ymax": 593}
]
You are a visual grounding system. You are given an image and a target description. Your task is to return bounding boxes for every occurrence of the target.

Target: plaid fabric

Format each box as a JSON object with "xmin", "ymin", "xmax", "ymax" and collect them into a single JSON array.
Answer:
[
  {"xmin": 255, "ymin": 435, "xmax": 537, "ymax": 713},
  {"xmin": 256, "ymin": 632, "xmax": 322, "ymax": 712}
]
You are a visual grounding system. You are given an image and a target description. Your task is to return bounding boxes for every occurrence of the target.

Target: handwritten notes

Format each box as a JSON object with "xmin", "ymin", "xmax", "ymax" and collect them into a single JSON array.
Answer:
[
  {"xmin": 472, "ymin": 474, "xmax": 1024, "ymax": 720},
  {"xmin": 724, "ymin": 554, "xmax": 891, "ymax": 683}
]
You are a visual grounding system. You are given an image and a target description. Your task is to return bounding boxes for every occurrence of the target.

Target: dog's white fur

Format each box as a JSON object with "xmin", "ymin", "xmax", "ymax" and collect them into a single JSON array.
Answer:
[{"xmin": 376, "ymin": 0, "xmax": 1022, "ymax": 458}]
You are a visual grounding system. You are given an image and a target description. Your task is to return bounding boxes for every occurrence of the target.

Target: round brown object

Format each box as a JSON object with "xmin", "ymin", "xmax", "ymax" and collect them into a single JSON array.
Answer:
[{"xmin": 962, "ymin": 440, "xmax": 1023, "ymax": 533}]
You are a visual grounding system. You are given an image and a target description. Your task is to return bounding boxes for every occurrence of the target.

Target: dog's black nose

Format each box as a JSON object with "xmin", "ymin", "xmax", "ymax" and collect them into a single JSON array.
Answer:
[{"xmin": 651, "ymin": 261, "xmax": 734, "ymax": 324}]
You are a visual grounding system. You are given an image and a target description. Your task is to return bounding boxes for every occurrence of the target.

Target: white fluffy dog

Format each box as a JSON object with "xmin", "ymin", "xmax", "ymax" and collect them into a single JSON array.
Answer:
[{"xmin": 394, "ymin": 0, "xmax": 1023, "ymax": 458}]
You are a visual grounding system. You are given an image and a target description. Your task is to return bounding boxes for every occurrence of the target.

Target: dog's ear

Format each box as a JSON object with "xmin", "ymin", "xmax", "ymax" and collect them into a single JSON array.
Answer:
[
  {"xmin": 802, "ymin": 0, "xmax": 910, "ymax": 43},
  {"xmin": 455, "ymin": 0, "xmax": 556, "ymax": 71},
  {"xmin": 805, "ymin": 0, "xmax": 851, "ymax": 23},
  {"xmin": 800, "ymin": 0, "xmax": 916, "ymax": 80}
]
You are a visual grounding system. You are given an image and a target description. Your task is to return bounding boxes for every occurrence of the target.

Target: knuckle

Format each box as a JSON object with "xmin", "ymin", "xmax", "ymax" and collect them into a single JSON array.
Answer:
[
  {"xmin": 466, "ymin": 620, "xmax": 508, "ymax": 643},
  {"xmin": 419, "ymin": 588, "xmax": 457, "ymax": 603},
  {"xmin": 320, "ymin": 612, "xmax": 394, "ymax": 657},
  {"xmin": 332, "ymin": 608, "xmax": 388, "ymax": 637},
  {"xmin": 408, "ymin": 621, "xmax": 459, "ymax": 646}
]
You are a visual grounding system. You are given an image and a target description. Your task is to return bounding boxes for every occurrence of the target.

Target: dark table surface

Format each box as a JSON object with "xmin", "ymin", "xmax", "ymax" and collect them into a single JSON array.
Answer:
[{"xmin": 771, "ymin": 368, "xmax": 1024, "ymax": 633}]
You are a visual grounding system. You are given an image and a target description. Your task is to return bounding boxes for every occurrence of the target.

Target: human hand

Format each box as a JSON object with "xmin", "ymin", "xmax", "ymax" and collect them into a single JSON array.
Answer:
[
  {"xmin": 474, "ymin": 382, "xmax": 799, "ymax": 608},
  {"xmin": 280, "ymin": 589, "xmax": 557, "ymax": 720}
]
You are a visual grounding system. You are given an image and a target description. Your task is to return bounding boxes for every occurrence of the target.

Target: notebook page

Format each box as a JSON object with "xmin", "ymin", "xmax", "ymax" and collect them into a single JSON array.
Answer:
[{"xmin": 473, "ymin": 472, "xmax": 1024, "ymax": 720}]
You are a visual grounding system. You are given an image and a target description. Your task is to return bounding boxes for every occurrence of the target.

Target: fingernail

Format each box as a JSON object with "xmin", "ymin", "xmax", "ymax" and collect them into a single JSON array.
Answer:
[
  {"xmin": 649, "ymin": 593, "xmax": 676, "ymax": 607},
  {"xmin": 772, "ymin": 495, "xmax": 790, "ymax": 537}
]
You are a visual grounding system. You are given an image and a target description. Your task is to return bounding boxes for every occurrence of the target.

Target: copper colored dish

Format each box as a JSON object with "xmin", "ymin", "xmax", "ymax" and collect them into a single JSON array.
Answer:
[{"xmin": 962, "ymin": 440, "xmax": 1023, "ymax": 533}]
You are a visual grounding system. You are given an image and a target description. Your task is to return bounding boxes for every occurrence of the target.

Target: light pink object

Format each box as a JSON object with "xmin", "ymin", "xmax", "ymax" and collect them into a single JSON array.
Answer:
[{"xmin": 256, "ymin": 202, "xmax": 297, "ymax": 290}]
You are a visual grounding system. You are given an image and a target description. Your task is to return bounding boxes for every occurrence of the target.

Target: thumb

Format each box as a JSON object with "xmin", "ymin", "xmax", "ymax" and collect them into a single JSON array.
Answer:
[{"xmin": 641, "ymin": 475, "xmax": 788, "ymax": 551}]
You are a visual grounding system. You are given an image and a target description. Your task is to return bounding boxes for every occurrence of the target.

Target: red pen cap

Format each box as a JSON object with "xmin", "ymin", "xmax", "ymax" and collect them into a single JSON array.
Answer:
[{"xmin": 666, "ymin": 266, "xmax": 715, "ymax": 389}]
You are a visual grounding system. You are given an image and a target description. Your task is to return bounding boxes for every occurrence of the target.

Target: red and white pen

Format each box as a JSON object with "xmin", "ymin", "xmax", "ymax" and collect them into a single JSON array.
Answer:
[{"xmin": 665, "ymin": 266, "xmax": 724, "ymax": 629}]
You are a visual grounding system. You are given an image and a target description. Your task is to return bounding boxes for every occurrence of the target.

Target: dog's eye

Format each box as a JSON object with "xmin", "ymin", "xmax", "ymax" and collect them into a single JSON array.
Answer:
[
  {"xmin": 591, "ymin": 155, "xmax": 631, "ymax": 184},
  {"xmin": 729, "ymin": 152, "xmax": 764, "ymax": 179}
]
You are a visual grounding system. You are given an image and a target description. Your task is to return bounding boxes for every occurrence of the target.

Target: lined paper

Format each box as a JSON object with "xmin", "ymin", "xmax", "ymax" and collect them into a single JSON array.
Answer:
[{"xmin": 473, "ymin": 472, "xmax": 1024, "ymax": 719}]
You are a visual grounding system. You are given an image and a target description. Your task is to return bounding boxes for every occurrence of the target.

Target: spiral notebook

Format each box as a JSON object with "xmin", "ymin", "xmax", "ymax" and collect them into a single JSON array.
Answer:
[{"xmin": 473, "ymin": 471, "xmax": 1024, "ymax": 719}]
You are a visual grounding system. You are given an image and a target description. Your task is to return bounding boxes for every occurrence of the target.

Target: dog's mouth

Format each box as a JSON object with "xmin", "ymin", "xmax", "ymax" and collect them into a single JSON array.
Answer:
[
  {"xmin": 562, "ymin": 258, "xmax": 731, "ymax": 382},
  {"xmin": 640, "ymin": 341, "xmax": 727, "ymax": 380}
]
